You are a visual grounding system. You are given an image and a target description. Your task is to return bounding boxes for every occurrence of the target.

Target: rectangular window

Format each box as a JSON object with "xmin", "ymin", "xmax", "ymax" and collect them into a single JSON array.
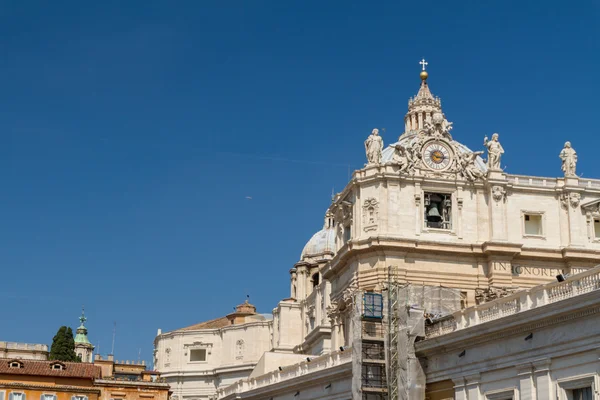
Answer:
[
  {"xmin": 41, "ymin": 395, "xmax": 56, "ymax": 400},
  {"xmin": 361, "ymin": 364, "xmax": 386, "ymax": 388},
  {"xmin": 0, "ymin": 391, "xmax": 5, "ymax": 400},
  {"xmin": 72, "ymin": 396, "xmax": 88, "ymax": 400},
  {"xmin": 343, "ymin": 226, "xmax": 351, "ymax": 243},
  {"xmin": 363, "ymin": 293, "xmax": 383, "ymax": 319},
  {"xmin": 424, "ymin": 193, "xmax": 452, "ymax": 230},
  {"xmin": 594, "ymin": 219, "xmax": 600, "ymax": 239},
  {"xmin": 10, "ymin": 393, "xmax": 25, "ymax": 400},
  {"xmin": 571, "ymin": 387, "xmax": 593, "ymax": 400},
  {"xmin": 189, "ymin": 349, "xmax": 206, "ymax": 362},
  {"xmin": 524, "ymin": 213, "xmax": 543, "ymax": 236}
]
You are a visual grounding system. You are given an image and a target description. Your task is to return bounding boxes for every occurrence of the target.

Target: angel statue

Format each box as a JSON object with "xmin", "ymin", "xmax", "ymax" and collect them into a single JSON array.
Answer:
[
  {"xmin": 459, "ymin": 151, "xmax": 485, "ymax": 181},
  {"xmin": 483, "ymin": 133, "xmax": 504, "ymax": 170},
  {"xmin": 559, "ymin": 141, "xmax": 577, "ymax": 177},
  {"xmin": 365, "ymin": 128, "xmax": 383, "ymax": 165},
  {"xmin": 392, "ymin": 144, "xmax": 411, "ymax": 173}
]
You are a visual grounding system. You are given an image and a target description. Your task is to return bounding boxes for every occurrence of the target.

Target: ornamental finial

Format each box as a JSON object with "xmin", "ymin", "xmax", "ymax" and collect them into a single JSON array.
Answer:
[
  {"xmin": 419, "ymin": 59, "xmax": 429, "ymax": 81},
  {"xmin": 79, "ymin": 306, "xmax": 87, "ymax": 325}
]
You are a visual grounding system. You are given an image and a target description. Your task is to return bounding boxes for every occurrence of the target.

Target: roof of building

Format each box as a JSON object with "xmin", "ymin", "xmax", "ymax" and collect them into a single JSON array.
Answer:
[
  {"xmin": 300, "ymin": 213, "xmax": 336, "ymax": 260},
  {"xmin": 178, "ymin": 316, "xmax": 232, "ymax": 330},
  {"xmin": 176, "ymin": 300, "xmax": 260, "ymax": 331},
  {"xmin": 0, "ymin": 358, "xmax": 101, "ymax": 379}
]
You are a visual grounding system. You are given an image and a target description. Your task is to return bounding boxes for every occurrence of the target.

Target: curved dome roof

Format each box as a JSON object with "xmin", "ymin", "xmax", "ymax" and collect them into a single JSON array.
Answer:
[
  {"xmin": 300, "ymin": 225, "xmax": 336, "ymax": 260},
  {"xmin": 381, "ymin": 132, "xmax": 488, "ymax": 173}
]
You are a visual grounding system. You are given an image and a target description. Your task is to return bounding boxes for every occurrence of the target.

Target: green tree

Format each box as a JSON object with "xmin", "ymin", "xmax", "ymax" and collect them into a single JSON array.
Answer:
[{"xmin": 49, "ymin": 326, "xmax": 79, "ymax": 362}]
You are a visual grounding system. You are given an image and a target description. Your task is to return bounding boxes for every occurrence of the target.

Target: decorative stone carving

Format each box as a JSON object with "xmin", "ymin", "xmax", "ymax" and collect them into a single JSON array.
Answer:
[
  {"xmin": 561, "ymin": 192, "xmax": 582, "ymax": 209},
  {"xmin": 423, "ymin": 111, "xmax": 453, "ymax": 140},
  {"xmin": 458, "ymin": 151, "xmax": 486, "ymax": 181},
  {"xmin": 474, "ymin": 287, "xmax": 518, "ymax": 305},
  {"xmin": 364, "ymin": 128, "xmax": 383, "ymax": 165},
  {"xmin": 362, "ymin": 198, "xmax": 379, "ymax": 232},
  {"xmin": 491, "ymin": 186, "xmax": 506, "ymax": 202},
  {"xmin": 307, "ymin": 305, "xmax": 315, "ymax": 319},
  {"xmin": 483, "ymin": 133, "xmax": 504, "ymax": 170},
  {"xmin": 235, "ymin": 339, "xmax": 244, "ymax": 360},
  {"xmin": 391, "ymin": 143, "xmax": 414, "ymax": 174},
  {"xmin": 570, "ymin": 192, "xmax": 581, "ymax": 208},
  {"xmin": 559, "ymin": 141, "xmax": 578, "ymax": 177}
]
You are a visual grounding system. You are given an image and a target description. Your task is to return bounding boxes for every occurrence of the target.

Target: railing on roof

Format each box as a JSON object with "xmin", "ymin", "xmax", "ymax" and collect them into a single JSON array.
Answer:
[
  {"xmin": 425, "ymin": 266, "xmax": 600, "ymax": 339},
  {"xmin": 216, "ymin": 348, "xmax": 352, "ymax": 399},
  {"xmin": 506, "ymin": 175, "xmax": 558, "ymax": 188}
]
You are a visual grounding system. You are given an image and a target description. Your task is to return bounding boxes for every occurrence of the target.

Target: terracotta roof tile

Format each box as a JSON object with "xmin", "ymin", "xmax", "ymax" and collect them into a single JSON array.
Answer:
[
  {"xmin": 0, "ymin": 359, "xmax": 101, "ymax": 379},
  {"xmin": 178, "ymin": 316, "xmax": 231, "ymax": 331}
]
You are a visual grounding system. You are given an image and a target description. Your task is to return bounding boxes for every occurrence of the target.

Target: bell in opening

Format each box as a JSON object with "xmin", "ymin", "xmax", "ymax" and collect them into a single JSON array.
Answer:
[{"xmin": 427, "ymin": 205, "xmax": 442, "ymax": 222}]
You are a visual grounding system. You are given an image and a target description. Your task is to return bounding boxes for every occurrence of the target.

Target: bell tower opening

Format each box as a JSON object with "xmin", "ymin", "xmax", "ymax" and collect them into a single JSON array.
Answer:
[{"xmin": 424, "ymin": 192, "xmax": 452, "ymax": 230}]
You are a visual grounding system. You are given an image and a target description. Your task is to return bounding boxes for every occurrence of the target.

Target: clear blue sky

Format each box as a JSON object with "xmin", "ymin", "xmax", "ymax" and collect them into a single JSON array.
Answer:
[{"xmin": 1, "ymin": 1, "xmax": 598, "ymax": 364}]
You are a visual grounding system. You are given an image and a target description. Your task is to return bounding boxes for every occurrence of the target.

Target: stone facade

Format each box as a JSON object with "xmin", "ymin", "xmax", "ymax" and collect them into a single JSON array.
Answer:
[
  {"xmin": 157, "ymin": 65, "xmax": 600, "ymax": 400},
  {"xmin": 154, "ymin": 302, "xmax": 272, "ymax": 400},
  {"xmin": 0, "ymin": 342, "xmax": 48, "ymax": 360}
]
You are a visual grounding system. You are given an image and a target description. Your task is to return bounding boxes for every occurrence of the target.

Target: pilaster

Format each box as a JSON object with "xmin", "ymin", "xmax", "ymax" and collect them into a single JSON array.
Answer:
[
  {"xmin": 516, "ymin": 362, "xmax": 535, "ymax": 400},
  {"xmin": 533, "ymin": 358, "xmax": 552, "ymax": 400},
  {"xmin": 452, "ymin": 378, "xmax": 467, "ymax": 400},
  {"xmin": 465, "ymin": 373, "xmax": 481, "ymax": 400}
]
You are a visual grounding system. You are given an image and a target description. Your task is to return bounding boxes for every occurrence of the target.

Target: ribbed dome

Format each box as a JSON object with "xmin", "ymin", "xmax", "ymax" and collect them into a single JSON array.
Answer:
[{"xmin": 300, "ymin": 227, "xmax": 336, "ymax": 259}]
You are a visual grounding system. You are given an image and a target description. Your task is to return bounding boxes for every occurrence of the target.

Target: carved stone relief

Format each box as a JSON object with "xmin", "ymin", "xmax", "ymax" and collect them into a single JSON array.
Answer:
[
  {"xmin": 491, "ymin": 186, "xmax": 506, "ymax": 203},
  {"xmin": 561, "ymin": 192, "xmax": 582, "ymax": 209},
  {"xmin": 474, "ymin": 287, "xmax": 518, "ymax": 305},
  {"xmin": 363, "ymin": 198, "xmax": 379, "ymax": 232}
]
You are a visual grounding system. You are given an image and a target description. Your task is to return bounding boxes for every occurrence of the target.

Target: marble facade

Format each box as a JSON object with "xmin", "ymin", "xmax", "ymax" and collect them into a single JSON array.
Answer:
[{"xmin": 156, "ymin": 64, "xmax": 600, "ymax": 400}]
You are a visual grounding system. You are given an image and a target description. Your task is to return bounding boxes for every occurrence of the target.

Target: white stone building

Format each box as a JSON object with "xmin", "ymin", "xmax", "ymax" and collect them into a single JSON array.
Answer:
[
  {"xmin": 0, "ymin": 341, "xmax": 48, "ymax": 360},
  {"xmin": 155, "ymin": 64, "xmax": 600, "ymax": 400}
]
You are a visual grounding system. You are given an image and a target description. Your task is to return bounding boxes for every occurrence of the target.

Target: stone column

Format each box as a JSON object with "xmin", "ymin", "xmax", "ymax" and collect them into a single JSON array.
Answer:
[
  {"xmin": 418, "ymin": 112, "xmax": 423, "ymax": 130},
  {"xmin": 533, "ymin": 358, "xmax": 552, "ymax": 400},
  {"xmin": 296, "ymin": 266, "xmax": 307, "ymax": 300},
  {"xmin": 290, "ymin": 270, "xmax": 297, "ymax": 299},
  {"xmin": 517, "ymin": 362, "xmax": 535, "ymax": 400}
]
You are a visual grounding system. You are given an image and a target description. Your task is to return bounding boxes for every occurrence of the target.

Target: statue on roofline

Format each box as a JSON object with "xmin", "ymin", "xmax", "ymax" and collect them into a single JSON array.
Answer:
[
  {"xmin": 559, "ymin": 141, "xmax": 577, "ymax": 177},
  {"xmin": 365, "ymin": 128, "xmax": 383, "ymax": 165}
]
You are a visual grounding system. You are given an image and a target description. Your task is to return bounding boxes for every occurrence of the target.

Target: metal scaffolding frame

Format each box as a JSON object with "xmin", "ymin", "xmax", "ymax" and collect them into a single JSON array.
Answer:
[{"xmin": 387, "ymin": 265, "xmax": 400, "ymax": 400}]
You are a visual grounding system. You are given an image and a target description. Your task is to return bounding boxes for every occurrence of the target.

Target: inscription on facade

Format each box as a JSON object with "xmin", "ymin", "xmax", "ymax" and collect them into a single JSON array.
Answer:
[{"xmin": 494, "ymin": 263, "xmax": 560, "ymax": 277}]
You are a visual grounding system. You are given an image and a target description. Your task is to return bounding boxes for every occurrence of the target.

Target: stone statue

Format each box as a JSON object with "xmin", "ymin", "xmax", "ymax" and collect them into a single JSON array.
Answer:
[
  {"xmin": 365, "ymin": 128, "xmax": 383, "ymax": 165},
  {"xmin": 459, "ymin": 151, "xmax": 485, "ymax": 181},
  {"xmin": 392, "ymin": 144, "xmax": 411, "ymax": 173},
  {"xmin": 483, "ymin": 133, "xmax": 504, "ymax": 170},
  {"xmin": 559, "ymin": 141, "xmax": 577, "ymax": 177}
]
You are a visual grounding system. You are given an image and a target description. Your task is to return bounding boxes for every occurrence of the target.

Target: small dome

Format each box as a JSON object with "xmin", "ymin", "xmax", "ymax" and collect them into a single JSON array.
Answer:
[
  {"xmin": 300, "ymin": 227, "xmax": 336, "ymax": 259},
  {"xmin": 300, "ymin": 212, "xmax": 336, "ymax": 260}
]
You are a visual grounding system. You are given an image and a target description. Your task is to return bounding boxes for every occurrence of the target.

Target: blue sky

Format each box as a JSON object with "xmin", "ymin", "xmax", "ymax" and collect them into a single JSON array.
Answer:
[{"xmin": 0, "ymin": 1, "xmax": 598, "ymax": 364}]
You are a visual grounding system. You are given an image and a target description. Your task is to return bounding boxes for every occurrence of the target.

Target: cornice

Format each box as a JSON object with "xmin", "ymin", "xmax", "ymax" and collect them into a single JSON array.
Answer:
[
  {"xmin": 0, "ymin": 383, "xmax": 100, "ymax": 394},
  {"xmin": 220, "ymin": 361, "xmax": 351, "ymax": 400},
  {"xmin": 323, "ymin": 235, "xmax": 600, "ymax": 280}
]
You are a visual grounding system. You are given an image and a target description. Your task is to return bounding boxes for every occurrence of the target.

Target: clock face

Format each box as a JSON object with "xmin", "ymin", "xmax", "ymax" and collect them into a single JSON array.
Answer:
[{"xmin": 422, "ymin": 141, "xmax": 452, "ymax": 171}]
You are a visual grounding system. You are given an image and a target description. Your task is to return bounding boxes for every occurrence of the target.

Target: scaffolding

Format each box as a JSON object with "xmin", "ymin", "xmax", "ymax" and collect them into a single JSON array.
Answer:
[{"xmin": 352, "ymin": 266, "xmax": 461, "ymax": 400}]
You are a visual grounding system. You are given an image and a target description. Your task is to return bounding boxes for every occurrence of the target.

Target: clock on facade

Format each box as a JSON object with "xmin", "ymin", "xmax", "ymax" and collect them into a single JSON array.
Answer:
[{"xmin": 422, "ymin": 141, "xmax": 452, "ymax": 171}]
